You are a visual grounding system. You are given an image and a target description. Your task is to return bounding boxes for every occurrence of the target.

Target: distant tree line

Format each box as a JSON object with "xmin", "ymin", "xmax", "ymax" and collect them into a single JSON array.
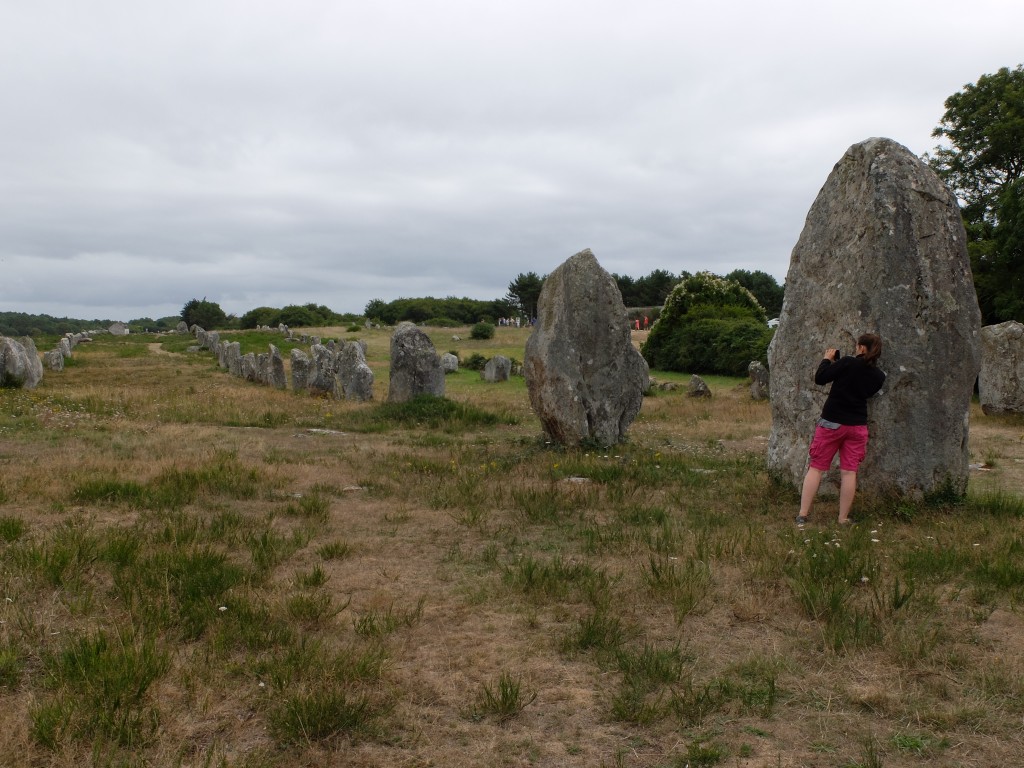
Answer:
[
  {"xmin": 505, "ymin": 268, "xmax": 784, "ymax": 321},
  {"xmin": 0, "ymin": 311, "xmax": 171, "ymax": 337},
  {"xmin": 363, "ymin": 296, "xmax": 513, "ymax": 326}
]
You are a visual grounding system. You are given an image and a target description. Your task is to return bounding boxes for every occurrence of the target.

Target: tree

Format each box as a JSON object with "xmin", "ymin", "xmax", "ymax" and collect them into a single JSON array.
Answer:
[
  {"xmin": 640, "ymin": 272, "xmax": 771, "ymax": 376},
  {"xmin": 240, "ymin": 307, "xmax": 281, "ymax": 329},
  {"xmin": 506, "ymin": 272, "xmax": 545, "ymax": 320},
  {"xmin": 928, "ymin": 64, "xmax": 1024, "ymax": 324},
  {"xmin": 724, "ymin": 269, "xmax": 784, "ymax": 318},
  {"xmin": 180, "ymin": 298, "xmax": 227, "ymax": 330}
]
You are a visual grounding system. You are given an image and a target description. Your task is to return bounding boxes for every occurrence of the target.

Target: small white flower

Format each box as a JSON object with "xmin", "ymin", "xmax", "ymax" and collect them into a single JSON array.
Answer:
[
  {"xmin": 860, "ymin": 576, "xmax": 870, "ymax": 583},
  {"xmin": 871, "ymin": 538, "xmax": 880, "ymax": 543},
  {"xmin": 219, "ymin": 606, "xmax": 228, "ymax": 612}
]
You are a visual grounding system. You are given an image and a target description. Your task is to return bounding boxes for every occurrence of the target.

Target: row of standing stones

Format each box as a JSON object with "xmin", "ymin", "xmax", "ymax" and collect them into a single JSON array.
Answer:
[
  {"xmin": 4, "ymin": 137, "xmax": 1022, "ymax": 503},
  {"xmin": 526, "ymin": 137, "xmax": 1003, "ymax": 503},
  {"xmin": 189, "ymin": 322, "xmax": 516, "ymax": 403},
  {"xmin": 0, "ymin": 330, "xmax": 99, "ymax": 388}
]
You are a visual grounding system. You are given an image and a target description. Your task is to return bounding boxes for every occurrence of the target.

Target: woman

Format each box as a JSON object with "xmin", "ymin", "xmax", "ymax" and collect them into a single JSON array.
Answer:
[{"xmin": 796, "ymin": 333, "xmax": 885, "ymax": 526}]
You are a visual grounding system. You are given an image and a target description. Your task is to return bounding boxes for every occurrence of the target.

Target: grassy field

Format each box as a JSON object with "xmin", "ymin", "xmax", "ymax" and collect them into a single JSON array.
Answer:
[{"xmin": 2, "ymin": 326, "xmax": 1024, "ymax": 767}]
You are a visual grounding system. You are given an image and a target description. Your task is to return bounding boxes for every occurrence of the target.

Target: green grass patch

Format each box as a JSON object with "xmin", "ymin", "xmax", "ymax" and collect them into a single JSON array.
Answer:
[{"xmin": 339, "ymin": 395, "xmax": 515, "ymax": 433}]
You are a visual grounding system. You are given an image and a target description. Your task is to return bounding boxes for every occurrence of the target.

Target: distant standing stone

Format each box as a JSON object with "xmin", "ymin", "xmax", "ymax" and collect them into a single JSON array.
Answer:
[
  {"xmin": 440, "ymin": 352, "xmax": 459, "ymax": 373},
  {"xmin": 387, "ymin": 323, "xmax": 445, "ymax": 403},
  {"xmin": 268, "ymin": 345, "xmax": 287, "ymax": 390},
  {"xmin": 482, "ymin": 355, "xmax": 511, "ymax": 382},
  {"xmin": 291, "ymin": 349, "xmax": 310, "ymax": 393},
  {"xmin": 44, "ymin": 348, "xmax": 65, "ymax": 371},
  {"xmin": 338, "ymin": 340, "xmax": 375, "ymax": 401},
  {"xmin": 687, "ymin": 375, "xmax": 711, "ymax": 398},
  {"xmin": 308, "ymin": 344, "xmax": 339, "ymax": 397},
  {"xmin": 979, "ymin": 321, "xmax": 1024, "ymax": 415},
  {"xmin": 524, "ymin": 248, "xmax": 649, "ymax": 447},
  {"xmin": 748, "ymin": 361, "xmax": 769, "ymax": 401},
  {"xmin": 767, "ymin": 137, "xmax": 981, "ymax": 499}
]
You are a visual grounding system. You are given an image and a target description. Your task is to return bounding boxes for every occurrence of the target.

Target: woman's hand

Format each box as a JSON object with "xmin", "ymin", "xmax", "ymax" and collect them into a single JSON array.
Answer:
[{"xmin": 823, "ymin": 347, "xmax": 838, "ymax": 361}]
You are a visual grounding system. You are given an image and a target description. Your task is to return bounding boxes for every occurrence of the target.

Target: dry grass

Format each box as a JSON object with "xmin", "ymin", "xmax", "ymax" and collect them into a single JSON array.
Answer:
[{"xmin": 2, "ymin": 327, "xmax": 1024, "ymax": 767}]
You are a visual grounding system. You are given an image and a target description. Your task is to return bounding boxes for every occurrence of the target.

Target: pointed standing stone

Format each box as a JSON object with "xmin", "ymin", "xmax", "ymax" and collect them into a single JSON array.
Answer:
[
  {"xmin": 524, "ymin": 248, "xmax": 648, "ymax": 447},
  {"xmin": 767, "ymin": 138, "xmax": 981, "ymax": 499}
]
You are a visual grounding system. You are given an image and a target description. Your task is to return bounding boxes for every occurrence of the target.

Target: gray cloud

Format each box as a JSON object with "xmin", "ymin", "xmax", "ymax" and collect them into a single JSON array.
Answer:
[{"xmin": 2, "ymin": 0, "xmax": 1022, "ymax": 320}]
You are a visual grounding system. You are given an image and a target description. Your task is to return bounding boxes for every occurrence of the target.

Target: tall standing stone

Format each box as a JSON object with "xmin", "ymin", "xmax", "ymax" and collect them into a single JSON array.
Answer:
[
  {"xmin": 338, "ymin": 340, "xmax": 375, "ymax": 401},
  {"xmin": 308, "ymin": 344, "xmax": 339, "ymax": 397},
  {"xmin": 291, "ymin": 349, "xmax": 310, "ymax": 393},
  {"xmin": 748, "ymin": 361, "xmax": 770, "ymax": 401},
  {"xmin": 767, "ymin": 138, "xmax": 981, "ymax": 499},
  {"xmin": 387, "ymin": 323, "xmax": 445, "ymax": 403},
  {"xmin": 979, "ymin": 321, "xmax": 1024, "ymax": 415},
  {"xmin": 225, "ymin": 342, "xmax": 243, "ymax": 377},
  {"xmin": 524, "ymin": 248, "xmax": 649, "ymax": 447},
  {"xmin": 268, "ymin": 345, "xmax": 287, "ymax": 390}
]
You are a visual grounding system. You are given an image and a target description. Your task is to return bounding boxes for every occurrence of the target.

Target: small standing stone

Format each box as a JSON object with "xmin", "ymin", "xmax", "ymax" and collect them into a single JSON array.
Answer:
[
  {"xmin": 688, "ymin": 375, "xmax": 712, "ymax": 398},
  {"xmin": 482, "ymin": 355, "xmax": 511, "ymax": 382},
  {"xmin": 748, "ymin": 361, "xmax": 770, "ymax": 401},
  {"xmin": 440, "ymin": 352, "xmax": 459, "ymax": 373}
]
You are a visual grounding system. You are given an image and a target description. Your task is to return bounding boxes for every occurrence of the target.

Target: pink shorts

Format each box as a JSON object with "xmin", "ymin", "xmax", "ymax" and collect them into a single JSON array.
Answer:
[{"xmin": 808, "ymin": 424, "xmax": 869, "ymax": 472}]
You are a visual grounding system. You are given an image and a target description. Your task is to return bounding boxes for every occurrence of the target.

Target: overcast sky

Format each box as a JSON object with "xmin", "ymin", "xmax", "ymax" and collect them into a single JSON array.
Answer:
[{"xmin": 2, "ymin": 1, "xmax": 1022, "ymax": 322}]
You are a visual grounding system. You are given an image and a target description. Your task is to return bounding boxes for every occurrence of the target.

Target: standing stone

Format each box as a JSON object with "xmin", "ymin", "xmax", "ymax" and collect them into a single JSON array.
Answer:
[
  {"xmin": 57, "ymin": 337, "xmax": 72, "ymax": 359},
  {"xmin": 308, "ymin": 344, "xmax": 339, "ymax": 397},
  {"xmin": 767, "ymin": 137, "xmax": 981, "ymax": 499},
  {"xmin": 482, "ymin": 355, "xmax": 511, "ymax": 382},
  {"xmin": 979, "ymin": 321, "xmax": 1024, "ymax": 415},
  {"xmin": 176, "ymin": 321, "xmax": 189, "ymax": 334},
  {"xmin": 268, "ymin": 345, "xmax": 287, "ymax": 390},
  {"xmin": 748, "ymin": 361, "xmax": 770, "ymax": 401},
  {"xmin": 205, "ymin": 331, "xmax": 220, "ymax": 352},
  {"xmin": 524, "ymin": 248, "xmax": 649, "ymax": 447},
  {"xmin": 338, "ymin": 341, "xmax": 374, "ymax": 401},
  {"xmin": 387, "ymin": 323, "xmax": 445, "ymax": 403},
  {"xmin": 44, "ymin": 348, "xmax": 65, "ymax": 371},
  {"xmin": 291, "ymin": 349, "xmax": 310, "ymax": 393},
  {"xmin": 440, "ymin": 352, "xmax": 459, "ymax": 373},
  {"xmin": 240, "ymin": 352, "xmax": 258, "ymax": 381},
  {"xmin": 687, "ymin": 375, "xmax": 711, "ymax": 398},
  {"xmin": 0, "ymin": 337, "xmax": 43, "ymax": 389},
  {"xmin": 225, "ymin": 342, "xmax": 243, "ymax": 377}
]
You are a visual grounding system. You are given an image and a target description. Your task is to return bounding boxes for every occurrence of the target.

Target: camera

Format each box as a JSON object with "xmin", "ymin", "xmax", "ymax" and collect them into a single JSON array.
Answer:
[{"xmin": 832, "ymin": 349, "xmax": 841, "ymax": 361}]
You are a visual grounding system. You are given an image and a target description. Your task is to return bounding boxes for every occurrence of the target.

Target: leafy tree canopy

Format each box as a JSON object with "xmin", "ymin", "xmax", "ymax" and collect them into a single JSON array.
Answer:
[
  {"xmin": 180, "ymin": 298, "xmax": 228, "ymax": 330},
  {"xmin": 724, "ymin": 269, "xmax": 784, "ymax": 318},
  {"xmin": 614, "ymin": 269, "xmax": 681, "ymax": 307},
  {"xmin": 364, "ymin": 296, "xmax": 512, "ymax": 326},
  {"xmin": 929, "ymin": 64, "xmax": 1024, "ymax": 324},
  {"xmin": 506, "ymin": 272, "xmax": 545, "ymax": 319}
]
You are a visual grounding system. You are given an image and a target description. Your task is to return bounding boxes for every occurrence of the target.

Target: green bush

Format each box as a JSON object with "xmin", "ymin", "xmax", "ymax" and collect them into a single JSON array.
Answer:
[
  {"xmin": 462, "ymin": 352, "xmax": 487, "ymax": 371},
  {"xmin": 641, "ymin": 273, "xmax": 771, "ymax": 376},
  {"xmin": 470, "ymin": 322, "xmax": 495, "ymax": 340}
]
